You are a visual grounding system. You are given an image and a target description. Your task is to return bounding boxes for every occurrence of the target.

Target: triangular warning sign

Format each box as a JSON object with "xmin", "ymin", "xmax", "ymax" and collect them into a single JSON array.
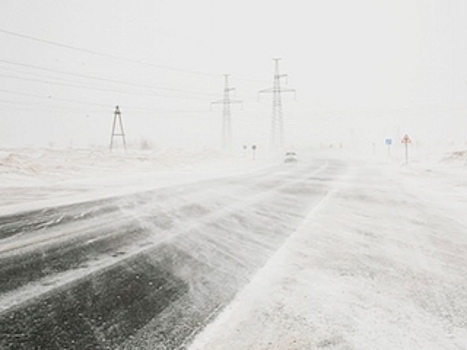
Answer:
[{"xmin": 401, "ymin": 134, "xmax": 412, "ymax": 144}]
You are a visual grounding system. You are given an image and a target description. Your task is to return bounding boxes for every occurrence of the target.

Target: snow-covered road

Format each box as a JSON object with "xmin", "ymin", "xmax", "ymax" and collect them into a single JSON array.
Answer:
[
  {"xmin": 190, "ymin": 157, "xmax": 467, "ymax": 350},
  {"xmin": 0, "ymin": 156, "xmax": 347, "ymax": 349},
  {"xmin": 1, "ymin": 149, "xmax": 467, "ymax": 349}
]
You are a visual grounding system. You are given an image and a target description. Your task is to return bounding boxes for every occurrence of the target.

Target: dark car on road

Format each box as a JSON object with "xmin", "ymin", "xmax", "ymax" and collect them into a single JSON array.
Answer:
[{"xmin": 284, "ymin": 151, "xmax": 298, "ymax": 163}]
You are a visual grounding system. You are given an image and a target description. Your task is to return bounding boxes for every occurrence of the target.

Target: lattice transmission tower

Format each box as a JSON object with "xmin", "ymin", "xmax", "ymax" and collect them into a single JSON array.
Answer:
[
  {"xmin": 109, "ymin": 105, "xmax": 127, "ymax": 150},
  {"xmin": 259, "ymin": 58, "xmax": 295, "ymax": 148},
  {"xmin": 211, "ymin": 75, "xmax": 242, "ymax": 148}
]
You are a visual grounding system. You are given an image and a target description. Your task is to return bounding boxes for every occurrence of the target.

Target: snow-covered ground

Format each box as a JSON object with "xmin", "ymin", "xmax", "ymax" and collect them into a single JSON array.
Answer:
[
  {"xmin": 190, "ymin": 148, "xmax": 467, "ymax": 350},
  {"xmin": 0, "ymin": 146, "xmax": 339, "ymax": 349},
  {"xmin": 0, "ymin": 147, "xmax": 274, "ymax": 215},
  {"xmin": 1, "ymin": 145, "xmax": 467, "ymax": 349}
]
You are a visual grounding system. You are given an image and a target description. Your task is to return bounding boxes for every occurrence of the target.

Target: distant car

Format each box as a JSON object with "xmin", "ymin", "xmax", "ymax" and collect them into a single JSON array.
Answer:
[{"xmin": 284, "ymin": 151, "xmax": 298, "ymax": 163}]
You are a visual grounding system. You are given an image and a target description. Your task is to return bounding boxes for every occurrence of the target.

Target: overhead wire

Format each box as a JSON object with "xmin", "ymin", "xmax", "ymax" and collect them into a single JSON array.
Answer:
[
  {"xmin": 0, "ymin": 73, "xmax": 215, "ymax": 101},
  {"xmin": 0, "ymin": 60, "xmax": 198, "ymax": 94},
  {"xmin": 0, "ymin": 28, "xmax": 270, "ymax": 85},
  {"xmin": 0, "ymin": 58, "xmax": 218, "ymax": 97},
  {"xmin": 0, "ymin": 27, "xmax": 284, "ymax": 122},
  {"xmin": 0, "ymin": 88, "xmax": 114, "ymax": 110},
  {"xmin": 0, "ymin": 98, "xmax": 107, "ymax": 113},
  {"xmin": 0, "ymin": 28, "xmax": 222, "ymax": 78},
  {"xmin": 0, "ymin": 88, "xmax": 213, "ymax": 115}
]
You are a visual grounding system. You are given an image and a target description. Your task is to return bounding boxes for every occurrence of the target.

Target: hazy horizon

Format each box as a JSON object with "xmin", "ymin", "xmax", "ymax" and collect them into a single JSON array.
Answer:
[{"xmin": 1, "ymin": 0, "xmax": 466, "ymax": 150}]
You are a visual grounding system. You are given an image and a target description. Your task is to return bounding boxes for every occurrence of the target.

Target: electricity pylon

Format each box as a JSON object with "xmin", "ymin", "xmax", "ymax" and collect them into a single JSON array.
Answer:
[
  {"xmin": 211, "ymin": 74, "xmax": 242, "ymax": 148},
  {"xmin": 259, "ymin": 58, "xmax": 295, "ymax": 148},
  {"xmin": 109, "ymin": 105, "xmax": 127, "ymax": 150}
]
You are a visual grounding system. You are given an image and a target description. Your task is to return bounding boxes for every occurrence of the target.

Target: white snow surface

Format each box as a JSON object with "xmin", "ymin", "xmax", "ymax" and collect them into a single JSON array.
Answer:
[
  {"xmin": 190, "ymin": 148, "xmax": 467, "ymax": 350},
  {"xmin": 2, "ymin": 146, "xmax": 467, "ymax": 349},
  {"xmin": 0, "ymin": 147, "xmax": 273, "ymax": 215}
]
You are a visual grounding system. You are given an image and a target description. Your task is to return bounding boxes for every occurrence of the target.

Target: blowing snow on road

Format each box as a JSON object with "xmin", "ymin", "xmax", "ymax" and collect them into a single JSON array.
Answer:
[
  {"xmin": 191, "ymin": 152, "xmax": 467, "ymax": 350},
  {"xmin": 0, "ymin": 148, "xmax": 467, "ymax": 349},
  {"xmin": 2, "ymin": 0, "xmax": 467, "ymax": 348}
]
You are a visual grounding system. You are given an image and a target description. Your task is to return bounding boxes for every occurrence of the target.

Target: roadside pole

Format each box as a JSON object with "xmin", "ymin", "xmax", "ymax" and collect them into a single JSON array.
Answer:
[
  {"xmin": 385, "ymin": 138, "xmax": 392, "ymax": 156},
  {"xmin": 251, "ymin": 145, "xmax": 257, "ymax": 160},
  {"xmin": 401, "ymin": 134, "xmax": 412, "ymax": 164}
]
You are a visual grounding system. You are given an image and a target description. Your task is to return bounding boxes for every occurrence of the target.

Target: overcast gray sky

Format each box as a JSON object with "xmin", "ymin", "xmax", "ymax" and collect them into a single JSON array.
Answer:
[{"xmin": 0, "ymin": 0, "xmax": 466, "ymax": 150}]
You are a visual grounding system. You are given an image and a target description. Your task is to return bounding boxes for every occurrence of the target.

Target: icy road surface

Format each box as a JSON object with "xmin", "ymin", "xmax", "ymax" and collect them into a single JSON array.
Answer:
[{"xmin": 0, "ymin": 157, "xmax": 346, "ymax": 349}]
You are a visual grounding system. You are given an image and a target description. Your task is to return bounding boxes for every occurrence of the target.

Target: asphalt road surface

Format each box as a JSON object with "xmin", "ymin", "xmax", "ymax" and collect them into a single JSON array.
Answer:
[{"xmin": 0, "ymin": 158, "xmax": 347, "ymax": 349}]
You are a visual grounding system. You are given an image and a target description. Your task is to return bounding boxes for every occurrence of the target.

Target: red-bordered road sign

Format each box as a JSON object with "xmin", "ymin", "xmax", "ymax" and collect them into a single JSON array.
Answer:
[{"xmin": 401, "ymin": 134, "xmax": 412, "ymax": 144}]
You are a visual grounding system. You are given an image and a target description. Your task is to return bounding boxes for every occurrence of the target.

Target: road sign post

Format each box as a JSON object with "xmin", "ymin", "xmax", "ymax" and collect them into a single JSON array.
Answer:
[
  {"xmin": 385, "ymin": 138, "xmax": 392, "ymax": 156},
  {"xmin": 251, "ymin": 145, "xmax": 257, "ymax": 160},
  {"xmin": 401, "ymin": 134, "xmax": 412, "ymax": 164}
]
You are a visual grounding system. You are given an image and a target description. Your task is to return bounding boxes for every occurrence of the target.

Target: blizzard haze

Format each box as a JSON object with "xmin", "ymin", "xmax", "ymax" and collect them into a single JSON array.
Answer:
[
  {"xmin": 0, "ymin": 0, "xmax": 466, "ymax": 150},
  {"xmin": 2, "ymin": 3, "xmax": 467, "ymax": 348}
]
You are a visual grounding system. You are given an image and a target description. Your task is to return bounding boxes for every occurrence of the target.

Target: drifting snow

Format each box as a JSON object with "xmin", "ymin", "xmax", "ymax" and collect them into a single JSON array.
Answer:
[
  {"xmin": 190, "ymin": 149, "xmax": 467, "ymax": 350},
  {"xmin": 2, "ymin": 146, "xmax": 467, "ymax": 348},
  {"xmin": 0, "ymin": 149, "xmax": 338, "ymax": 348},
  {"xmin": 0, "ymin": 147, "xmax": 272, "ymax": 215}
]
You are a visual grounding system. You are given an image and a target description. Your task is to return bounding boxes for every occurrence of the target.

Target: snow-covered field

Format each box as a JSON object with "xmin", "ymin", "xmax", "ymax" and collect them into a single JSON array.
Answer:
[{"xmin": 0, "ymin": 147, "xmax": 273, "ymax": 215}]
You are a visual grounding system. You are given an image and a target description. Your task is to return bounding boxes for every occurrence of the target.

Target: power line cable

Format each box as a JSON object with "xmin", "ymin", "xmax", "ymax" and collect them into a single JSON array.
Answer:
[
  {"xmin": 0, "ymin": 28, "xmax": 271, "ymax": 84},
  {"xmin": 0, "ymin": 100, "xmax": 211, "ymax": 117},
  {"xmin": 0, "ymin": 28, "xmax": 222, "ymax": 78},
  {"xmin": 0, "ymin": 73, "xmax": 214, "ymax": 101},
  {"xmin": 0, "ymin": 98, "xmax": 107, "ymax": 113},
  {"xmin": 0, "ymin": 88, "xmax": 121, "ymax": 110},
  {"xmin": 0, "ymin": 88, "xmax": 212, "ymax": 115},
  {"xmin": 0, "ymin": 65, "xmax": 267, "ymax": 102},
  {"xmin": 0, "ymin": 58, "xmax": 218, "ymax": 96}
]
